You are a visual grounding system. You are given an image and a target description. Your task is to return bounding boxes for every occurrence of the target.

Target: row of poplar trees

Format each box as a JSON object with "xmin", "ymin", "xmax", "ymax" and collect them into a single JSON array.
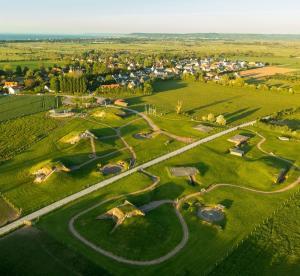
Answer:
[{"xmin": 50, "ymin": 74, "xmax": 87, "ymax": 95}]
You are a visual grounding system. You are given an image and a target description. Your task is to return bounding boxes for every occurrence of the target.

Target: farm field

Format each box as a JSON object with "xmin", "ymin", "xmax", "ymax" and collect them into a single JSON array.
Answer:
[
  {"xmin": 211, "ymin": 192, "xmax": 300, "ymax": 275},
  {"xmin": 0, "ymin": 196, "xmax": 19, "ymax": 227},
  {"xmin": 240, "ymin": 66, "xmax": 297, "ymax": 79},
  {"xmin": 0, "ymin": 95, "xmax": 57, "ymax": 122}
]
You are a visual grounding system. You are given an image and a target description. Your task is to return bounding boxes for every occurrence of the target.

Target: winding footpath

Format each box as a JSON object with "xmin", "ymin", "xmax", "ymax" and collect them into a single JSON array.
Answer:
[
  {"xmin": 69, "ymin": 170, "xmax": 189, "ymax": 266},
  {"xmin": 0, "ymin": 120, "xmax": 256, "ymax": 237},
  {"xmin": 68, "ymin": 130, "xmax": 300, "ymax": 266},
  {"xmin": 109, "ymin": 105, "xmax": 195, "ymax": 143}
]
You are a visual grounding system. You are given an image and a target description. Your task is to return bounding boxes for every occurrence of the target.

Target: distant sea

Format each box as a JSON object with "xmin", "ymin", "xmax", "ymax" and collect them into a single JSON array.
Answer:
[
  {"xmin": 0, "ymin": 33, "xmax": 123, "ymax": 41},
  {"xmin": 1, "ymin": 33, "xmax": 300, "ymax": 41}
]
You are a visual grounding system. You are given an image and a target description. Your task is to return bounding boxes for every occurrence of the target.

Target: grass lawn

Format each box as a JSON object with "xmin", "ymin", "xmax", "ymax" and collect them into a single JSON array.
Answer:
[
  {"xmin": 35, "ymin": 168, "xmax": 298, "ymax": 275},
  {"xmin": 75, "ymin": 203, "xmax": 182, "ymax": 261},
  {"xmin": 30, "ymin": 124, "xmax": 299, "ymax": 275},
  {"xmin": 124, "ymin": 80, "xmax": 300, "ymax": 138}
]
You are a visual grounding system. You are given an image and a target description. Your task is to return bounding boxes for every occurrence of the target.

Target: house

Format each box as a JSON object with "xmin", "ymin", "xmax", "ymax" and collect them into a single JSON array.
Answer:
[
  {"xmin": 101, "ymin": 84, "xmax": 120, "ymax": 90},
  {"xmin": 230, "ymin": 148, "xmax": 244, "ymax": 157},
  {"xmin": 6, "ymin": 86, "xmax": 22, "ymax": 95},
  {"xmin": 227, "ymin": 134, "xmax": 250, "ymax": 146},
  {"xmin": 4, "ymin": 81, "xmax": 18, "ymax": 87},
  {"xmin": 114, "ymin": 99, "xmax": 128, "ymax": 107}
]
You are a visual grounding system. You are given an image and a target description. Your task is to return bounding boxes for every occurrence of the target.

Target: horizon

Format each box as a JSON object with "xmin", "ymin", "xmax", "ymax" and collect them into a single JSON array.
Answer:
[{"xmin": 1, "ymin": 0, "xmax": 300, "ymax": 34}]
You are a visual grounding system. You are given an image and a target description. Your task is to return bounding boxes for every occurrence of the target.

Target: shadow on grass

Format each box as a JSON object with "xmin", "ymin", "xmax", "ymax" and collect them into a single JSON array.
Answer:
[
  {"xmin": 186, "ymin": 96, "xmax": 241, "ymax": 116},
  {"xmin": 225, "ymin": 107, "xmax": 261, "ymax": 123}
]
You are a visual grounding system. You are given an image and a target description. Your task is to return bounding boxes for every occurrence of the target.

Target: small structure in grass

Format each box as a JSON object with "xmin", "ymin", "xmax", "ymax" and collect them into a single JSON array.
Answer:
[
  {"xmin": 197, "ymin": 204, "xmax": 225, "ymax": 225},
  {"xmin": 97, "ymin": 200, "xmax": 145, "ymax": 232},
  {"xmin": 133, "ymin": 131, "xmax": 155, "ymax": 140},
  {"xmin": 60, "ymin": 130, "xmax": 97, "ymax": 145},
  {"xmin": 227, "ymin": 134, "xmax": 250, "ymax": 146},
  {"xmin": 32, "ymin": 161, "xmax": 70, "ymax": 183},
  {"xmin": 194, "ymin": 124, "xmax": 213, "ymax": 133},
  {"xmin": 49, "ymin": 109, "xmax": 75, "ymax": 118},
  {"xmin": 170, "ymin": 167, "xmax": 199, "ymax": 185},
  {"xmin": 275, "ymin": 168, "xmax": 289, "ymax": 184},
  {"xmin": 229, "ymin": 147, "xmax": 245, "ymax": 157},
  {"xmin": 278, "ymin": 136, "xmax": 290, "ymax": 141},
  {"xmin": 100, "ymin": 161, "xmax": 128, "ymax": 176}
]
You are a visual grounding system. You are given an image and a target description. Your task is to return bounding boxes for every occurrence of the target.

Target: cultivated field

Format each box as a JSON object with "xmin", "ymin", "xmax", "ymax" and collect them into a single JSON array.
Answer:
[{"xmin": 240, "ymin": 66, "xmax": 297, "ymax": 79}]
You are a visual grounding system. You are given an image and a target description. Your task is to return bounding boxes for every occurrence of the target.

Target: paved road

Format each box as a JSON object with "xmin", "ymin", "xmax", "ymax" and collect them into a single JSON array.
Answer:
[{"xmin": 0, "ymin": 120, "xmax": 256, "ymax": 236}]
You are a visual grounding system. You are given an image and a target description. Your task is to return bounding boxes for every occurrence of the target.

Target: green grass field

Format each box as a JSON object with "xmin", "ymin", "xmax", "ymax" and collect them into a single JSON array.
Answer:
[
  {"xmin": 124, "ymin": 80, "xmax": 300, "ymax": 137},
  {"xmin": 28, "ymin": 123, "xmax": 298, "ymax": 275}
]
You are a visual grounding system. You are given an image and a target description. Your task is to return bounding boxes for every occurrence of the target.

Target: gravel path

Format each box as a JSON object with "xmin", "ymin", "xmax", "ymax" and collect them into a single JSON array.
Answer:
[
  {"xmin": 69, "ymin": 171, "xmax": 190, "ymax": 266},
  {"xmin": 109, "ymin": 105, "xmax": 195, "ymax": 143},
  {"xmin": 68, "ymin": 131, "xmax": 300, "ymax": 266}
]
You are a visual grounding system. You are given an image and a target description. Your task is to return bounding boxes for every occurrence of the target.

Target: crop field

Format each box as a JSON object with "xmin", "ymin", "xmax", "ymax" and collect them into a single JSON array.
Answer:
[
  {"xmin": 0, "ymin": 113, "xmax": 61, "ymax": 162},
  {"xmin": 0, "ymin": 196, "xmax": 19, "ymax": 227},
  {"xmin": 0, "ymin": 95, "xmax": 57, "ymax": 122},
  {"xmin": 211, "ymin": 192, "xmax": 300, "ymax": 275},
  {"xmin": 240, "ymin": 66, "xmax": 297, "ymax": 79}
]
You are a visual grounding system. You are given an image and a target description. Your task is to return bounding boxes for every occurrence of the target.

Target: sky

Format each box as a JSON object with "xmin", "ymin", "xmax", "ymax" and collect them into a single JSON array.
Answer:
[{"xmin": 1, "ymin": 0, "xmax": 300, "ymax": 34}]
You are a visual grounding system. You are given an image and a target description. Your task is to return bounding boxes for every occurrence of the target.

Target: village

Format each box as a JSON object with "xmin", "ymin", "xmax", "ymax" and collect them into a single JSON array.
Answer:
[{"xmin": 0, "ymin": 56, "xmax": 265, "ymax": 95}]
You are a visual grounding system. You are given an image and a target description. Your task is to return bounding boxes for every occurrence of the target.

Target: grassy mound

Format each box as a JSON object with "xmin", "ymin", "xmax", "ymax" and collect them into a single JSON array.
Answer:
[{"xmin": 75, "ymin": 204, "xmax": 182, "ymax": 261}]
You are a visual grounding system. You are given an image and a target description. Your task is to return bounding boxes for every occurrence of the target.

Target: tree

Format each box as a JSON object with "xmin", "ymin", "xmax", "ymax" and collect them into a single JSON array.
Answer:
[
  {"xmin": 207, "ymin": 113, "xmax": 215, "ymax": 122},
  {"xmin": 220, "ymin": 75, "xmax": 230, "ymax": 86},
  {"xmin": 143, "ymin": 81, "xmax": 153, "ymax": 95},
  {"xmin": 50, "ymin": 77, "xmax": 60, "ymax": 93},
  {"xmin": 176, "ymin": 100, "xmax": 183, "ymax": 115},
  {"xmin": 234, "ymin": 77, "xmax": 245, "ymax": 87},
  {"xmin": 24, "ymin": 78, "xmax": 37, "ymax": 89},
  {"xmin": 216, "ymin": 115, "xmax": 227, "ymax": 126},
  {"xmin": 15, "ymin": 65, "xmax": 22, "ymax": 76},
  {"xmin": 3, "ymin": 64, "xmax": 13, "ymax": 76},
  {"xmin": 25, "ymin": 69, "xmax": 34, "ymax": 79}
]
